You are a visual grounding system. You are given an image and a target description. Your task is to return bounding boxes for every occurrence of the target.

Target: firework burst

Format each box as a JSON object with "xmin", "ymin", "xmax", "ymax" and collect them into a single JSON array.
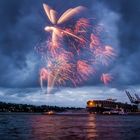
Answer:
[{"xmin": 38, "ymin": 4, "xmax": 117, "ymax": 93}]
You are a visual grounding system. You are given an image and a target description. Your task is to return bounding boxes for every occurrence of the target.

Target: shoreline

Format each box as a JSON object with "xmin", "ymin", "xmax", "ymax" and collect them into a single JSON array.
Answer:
[{"xmin": 0, "ymin": 112, "xmax": 140, "ymax": 116}]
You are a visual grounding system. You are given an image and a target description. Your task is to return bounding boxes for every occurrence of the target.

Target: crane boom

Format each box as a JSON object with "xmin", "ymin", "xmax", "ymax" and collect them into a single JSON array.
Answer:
[
  {"xmin": 135, "ymin": 94, "xmax": 140, "ymax": 100},
  {"xmin": 125, "ymin": 90, "xmax": 134, "ymax": 103},
  {"xmin": 125, "ymin": 90, "xmax": 140, "ymax": 104}
]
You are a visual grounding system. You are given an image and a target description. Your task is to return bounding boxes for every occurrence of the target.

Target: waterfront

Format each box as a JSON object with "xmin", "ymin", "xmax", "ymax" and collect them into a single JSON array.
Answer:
[{"xmin": 0, "ymin": 114, "xmax": 140, "ymax": 140}]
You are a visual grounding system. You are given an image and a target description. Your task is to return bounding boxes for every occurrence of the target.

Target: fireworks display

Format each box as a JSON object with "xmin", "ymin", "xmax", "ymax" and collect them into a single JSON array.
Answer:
[{"xmin": 38, "ymin": 4, "xmax": 117, "ymax": 93}]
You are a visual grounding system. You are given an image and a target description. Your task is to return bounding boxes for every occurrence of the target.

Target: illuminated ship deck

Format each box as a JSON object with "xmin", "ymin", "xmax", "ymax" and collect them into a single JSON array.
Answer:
[{"xmin": 86, "ymin": 99, "xmax": 138, "ymax": 113}]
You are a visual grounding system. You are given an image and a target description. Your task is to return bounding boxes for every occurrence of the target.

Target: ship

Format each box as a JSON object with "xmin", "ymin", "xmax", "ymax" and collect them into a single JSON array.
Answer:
[{"xmin": 86, "ymin": 90, "xmax": 140, "ymax": 115}]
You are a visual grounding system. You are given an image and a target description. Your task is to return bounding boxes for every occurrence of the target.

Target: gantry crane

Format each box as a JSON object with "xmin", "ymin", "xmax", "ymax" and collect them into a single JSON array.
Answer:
[{"xmin": 125, "ymin": 90, "xmax": 140, "ymax": 104}]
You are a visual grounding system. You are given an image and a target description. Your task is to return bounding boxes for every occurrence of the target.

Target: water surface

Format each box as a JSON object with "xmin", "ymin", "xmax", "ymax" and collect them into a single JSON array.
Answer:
[{"xmin": 0, "ymin": 114, "xmax": 140, "ymax": 140}]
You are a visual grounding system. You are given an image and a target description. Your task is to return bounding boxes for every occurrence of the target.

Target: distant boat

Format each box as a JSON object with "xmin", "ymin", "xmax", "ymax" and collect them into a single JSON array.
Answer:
[{"xmin": 42, "ymin": 111, "xmax": 55, "ymax": 115}]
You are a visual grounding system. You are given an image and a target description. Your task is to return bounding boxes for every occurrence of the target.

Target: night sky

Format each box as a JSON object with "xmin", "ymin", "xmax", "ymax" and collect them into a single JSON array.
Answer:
[{"xmin": 0, "ymin": 0, "xmax": 140, "ymax": 106}]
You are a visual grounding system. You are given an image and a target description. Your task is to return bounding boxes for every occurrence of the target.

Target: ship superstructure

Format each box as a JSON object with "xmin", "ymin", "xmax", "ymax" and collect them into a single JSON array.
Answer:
[{"xmin": 86, "ymin": 90, "xmax": 140, "ymax": 114}]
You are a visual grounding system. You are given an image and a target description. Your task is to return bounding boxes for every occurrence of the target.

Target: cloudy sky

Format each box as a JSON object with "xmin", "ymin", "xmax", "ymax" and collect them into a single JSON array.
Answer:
[{"xmin": 0, "ymin": 0, "xmax": 140, "ymax": 106}]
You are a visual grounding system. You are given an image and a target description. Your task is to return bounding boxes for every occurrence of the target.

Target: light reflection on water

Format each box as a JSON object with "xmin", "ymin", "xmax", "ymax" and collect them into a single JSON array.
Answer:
[
  {"xmin": 86, "ymin": 115, "xmax": 97, "ymax": 139},
  {"xmin": 0, "ymin": 114, "xmax": 140, "ymax": 140}
]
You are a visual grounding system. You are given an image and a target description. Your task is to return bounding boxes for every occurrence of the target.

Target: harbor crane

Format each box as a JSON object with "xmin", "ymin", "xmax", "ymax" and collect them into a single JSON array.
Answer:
[{"xmin": 125, "ymin": 90, "xmax": 140, "ymax": 104}]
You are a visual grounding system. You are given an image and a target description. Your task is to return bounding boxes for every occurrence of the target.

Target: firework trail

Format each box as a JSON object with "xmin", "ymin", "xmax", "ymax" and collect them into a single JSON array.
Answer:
[
  {"xmin": 40, "ymin": 68, "xmax": 48, "ymax": 89},
  {"xmin": 38, "ymin": 4, "xmax": 117, "ymax": 93},
  {"xmin": 43, "ymin": 4, "xmax": 85, "ymax": 47}
]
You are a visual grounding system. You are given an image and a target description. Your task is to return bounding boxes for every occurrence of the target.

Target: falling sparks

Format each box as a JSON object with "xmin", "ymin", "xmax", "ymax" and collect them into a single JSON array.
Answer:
[
  {"xmin": 101, "ymin": 73, "xmax": 113, "ymax": 85},
  {"xmin": 94, "ymin": 45, "xmax": 116, "ymax": 66},
  {"xmin": 37, "ymin": 4, "xmax": 117, "ymax": 93}
]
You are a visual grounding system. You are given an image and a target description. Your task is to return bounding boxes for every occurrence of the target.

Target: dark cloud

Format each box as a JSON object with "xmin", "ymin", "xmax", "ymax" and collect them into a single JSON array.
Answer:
[
  {"xmin": 103, "ymin": 0, "xmax": 140, "ymax": 85},
  {"xmin": 0, "ymin": 0, "xmax": 140, "ymax": 88}
]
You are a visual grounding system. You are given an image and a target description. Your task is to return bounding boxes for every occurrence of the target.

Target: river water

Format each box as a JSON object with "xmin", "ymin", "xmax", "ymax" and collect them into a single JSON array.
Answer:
[{"xmin": 0, "ymin": 114, "xmax": 140, "ymax": 140}]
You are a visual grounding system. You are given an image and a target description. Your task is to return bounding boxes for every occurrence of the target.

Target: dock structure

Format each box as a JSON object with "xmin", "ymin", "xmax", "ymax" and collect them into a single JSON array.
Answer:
[
  {"xmin": 87, "ymin": 90, "xmax": 140, "ymax": 114},
  {"xmin": 86, "ymin": 99, "xmax": 138, "ymax": 113}
]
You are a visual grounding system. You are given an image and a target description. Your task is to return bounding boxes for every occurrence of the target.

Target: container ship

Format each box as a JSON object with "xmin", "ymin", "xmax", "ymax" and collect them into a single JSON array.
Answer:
[{"xmin": 86, "ymin": 90, "xmax": 140, "ymax": 115}]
